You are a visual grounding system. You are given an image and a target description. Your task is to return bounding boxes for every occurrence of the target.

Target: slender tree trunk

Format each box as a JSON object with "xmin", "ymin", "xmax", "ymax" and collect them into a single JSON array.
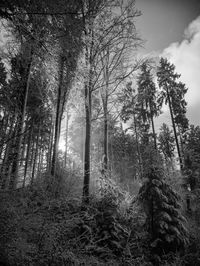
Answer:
[
  {"xmin": 83, "ymin": 81, "xmax": 92, "ymax": 204},
  {"xmin": 102, "ymin": 47, "xmax": 109, "ymax": 173},
  {"xmin": 23, "ymin": 122, "xmax": 33, "ymax": 187},
  {"xmin": 1, "ymin": 141, "xmax": 12, "ymax": 189},
  {"xmin": 166, "ymin": 87, "xmax": 183, "ymax": 169},
  {"xmin": 9, "ymin": 53, "xmax": 32, "ymax": 189},
  {"xmin": 133, "ymin": 113, "xmax": 143, "ymax": 178},
  {"xmin": 51, "ymin": 56, "xmax": 65, "ymax": 176},
  {"xmin": 64, "ymin": 111, "xmax": 69, "ymax": 167},
  {"xmin": 151, "ymin": 115, "xmax": 157, "ymax": 150},
  {"xmin": 103, "ymin": 102, "xmax": 108, "ymax": 172},
  {"xmin": 47, "ymin": 118, "xmax": 54, "ymax": 171},
  {"xmin": 31, "ymin": 124, "xmax": 41, "ymax": 185},
  {"xmin": 30, "ymin": 135, "xmax": 36, "ymax": 168},
  {"xmin": 0, "ymin": 114, "xmax": 9, "ymax": 158},
  {"xmin": 37, "ymin": 142, "xmax": 43, "ymax": 177},
  {"xmin": 20, "ymin": 130, "xmax": 27, "ymax": 166},
  {"xmin": 82, "ymin": 7, "xmax": 95, "ymax": 204}
]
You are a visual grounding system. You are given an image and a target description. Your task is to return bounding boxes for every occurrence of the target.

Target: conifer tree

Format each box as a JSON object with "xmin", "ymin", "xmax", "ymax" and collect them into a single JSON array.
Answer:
[
  {"xmin": 137, "ymin": 63, "xmax": 159, "ymax": 150},
  {"xmin": 158, "ymin": 123, "xmax": 175, "ymax": 170},
  {"xmin": 157, "ymin": 58, "xmax": 188, "ymax": 169},
  {"xmin": 139, "ymin": 166, "xmax": 188, "ymax": 254}
]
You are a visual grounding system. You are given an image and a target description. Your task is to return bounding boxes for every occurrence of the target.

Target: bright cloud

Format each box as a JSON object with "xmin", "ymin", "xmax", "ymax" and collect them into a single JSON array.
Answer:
[{"xmin": 161, "ymin": 16, "xmax": 200, "ymax": 125}]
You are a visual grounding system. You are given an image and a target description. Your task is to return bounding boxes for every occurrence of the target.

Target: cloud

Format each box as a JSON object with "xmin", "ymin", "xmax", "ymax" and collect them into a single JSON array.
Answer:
[{"xmin": 161, "ymin": 16, "xmax": 200, "ymax": 125}]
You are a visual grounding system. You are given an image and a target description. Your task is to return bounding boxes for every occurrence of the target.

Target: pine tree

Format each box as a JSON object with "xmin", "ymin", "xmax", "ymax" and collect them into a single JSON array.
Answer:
[
  {"xmin": 158, "ymin": 123, "xmax": 175, "ymax": 170},
  {"xmin": 157, "ymin": 58, "xmax": 188, "ymax": 169},
  {"xmin": 139, "ymin": 166, "xmax": 188, "ymax": 254},
  {"xmin": 137, "ymin": 63, "xmax": 159, "ymax": 150}
]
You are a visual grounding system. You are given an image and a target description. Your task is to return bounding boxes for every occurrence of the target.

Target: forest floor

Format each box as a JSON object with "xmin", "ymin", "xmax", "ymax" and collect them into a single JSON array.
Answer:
[{"xmin": 0, "ymin": 175, "xmax": 200, "ymax": 266}]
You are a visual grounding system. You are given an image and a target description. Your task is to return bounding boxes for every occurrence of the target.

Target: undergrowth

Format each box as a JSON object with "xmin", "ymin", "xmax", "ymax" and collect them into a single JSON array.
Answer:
[{"xmin": 0, "ymin": 171, "xmax": 200, "ymax": 265}]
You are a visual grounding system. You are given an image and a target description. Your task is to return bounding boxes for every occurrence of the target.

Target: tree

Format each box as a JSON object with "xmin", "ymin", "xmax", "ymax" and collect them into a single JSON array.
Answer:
[
  {"xmin": 158, "ymin": 123, "xmax": 175, "ymax": 170},
  {"xmin": 96, "ymin": 0, "xmax": 140, "ymax": 173},
  {"xmin": 80, "ymin": 0, "xmax": 140, "ymax": 202},
  {"xmin": 139, "ymin": 166, "xmax": 188, "ymax": 255},
  {"xmin": 120, "ymin": 81, "xmax": 143, "ymax": 178},
  {"xmin": 137, "ymin": 63, "xmax": 159, "ymax": 150},
  {"xmin": 183, "ymin": 125, "xmax": 200, "ymax": 190},
  {"xmin": 157, "ymin": 58, "xmax": 188, "ymax": 169}
]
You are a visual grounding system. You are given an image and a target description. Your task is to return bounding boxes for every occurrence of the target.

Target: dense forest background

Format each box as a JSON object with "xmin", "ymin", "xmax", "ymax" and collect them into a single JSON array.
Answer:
[{"xmin": 0, "ymin": 0, "xmax": 200, "ymax": 265}]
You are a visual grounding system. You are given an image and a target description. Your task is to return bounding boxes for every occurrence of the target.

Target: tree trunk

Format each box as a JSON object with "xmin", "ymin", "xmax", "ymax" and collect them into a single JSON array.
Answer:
[
  {"xmin": 51, "ymin": 56, "xmax": 65, "ymax": 176},
  {"xmin": 103, "ymin": 108, "xmax": 108, "ymax": 172},
  {"xmin": 31, "ymin": 124, "xmax": 41, "ymax": 185},
  {"xmin": 64, "ymin": 111, "xmax": 69, "ymax": 167},
  {"xmin": 102, "ymin": 47, "xmax": 110, "ymax": 173},
  {"xmin": 83, "ymin": 80, "xmax": 92, "ymax": 204},
  {"xmin": 1, "ymin": 140, "xmax": 12, "ymax": 189},
  {"xmin": 166, "ymin": 87, "xmax": 183, "ymax": 169},
  {"xmin": 133, "ymin": 113, "xmax": 143, "ymax": 178},
  {"xmin": 23, "ymin": 121, "xmax": 33, "ymax": 187},
  {"xmin": 9, "ymin": 53, "xmax": 32, "ymax": 189},
  {"xmin": 150, "ymin": 115, "xmax": 157, "ymax": 150},
  {"xmin": 47, "ymin": 118, "xmax": 54, "ymax": 171}
]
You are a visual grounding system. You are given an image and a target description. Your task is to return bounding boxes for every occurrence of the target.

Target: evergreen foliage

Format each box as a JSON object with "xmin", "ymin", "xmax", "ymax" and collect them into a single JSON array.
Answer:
[{"xmin": 138, "ymin": 166, "xmax": 188, "ymax": 254}]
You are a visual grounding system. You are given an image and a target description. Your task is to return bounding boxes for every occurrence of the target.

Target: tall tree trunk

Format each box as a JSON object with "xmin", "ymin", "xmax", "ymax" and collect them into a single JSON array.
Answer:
[
  {"xmin": 47, "ymin": 118, "xmax": 54, "ymax": 171},
  {"xmin": 51, "ymin": 56, "xmax": 65, "ymax": 176},
  {"xmin": 166, "ymin": 87, "xmax": 183, "ymax": 169},
  {"xmin": 83, "ymin": 81, "xmax": 92, "ymax": 204},
  {"xmin": 133, "ymin": 113, "xmax": 143, "ymax": 178},
  {"xmin": 82, "ymin": 6, "xmax": 95, "ymax": 204},
  {"xmin": 23, "ymin": 121, "xmax": 33, "ymax": 187},
  {"xmin": 1, "ymin": 140, "xmax": 12, "ymax": 189},
  {"xmin": 151, "ymin": 115, "xmax": 157, "ymax": 150},
  {"xmin": 9, "ymin": 53, "xmax": 32, "ymax": 189},
  {"xmin": 20, "ymin": 130, "xmax": 27, "ymax": 166},
  {"xmin": 103, "ymin": 106, "xmax": 108, "ymax": 172},
  {"xmin": 64, "ymin": 111, "xmax": 69, "ymax": 167},
  {"xmin": 31, "ymin": 124, "xmax": 41, "ymax": 185},
  {"xmin": 102, "ymin": 48, "xmax": 109, "ymax": 173}
]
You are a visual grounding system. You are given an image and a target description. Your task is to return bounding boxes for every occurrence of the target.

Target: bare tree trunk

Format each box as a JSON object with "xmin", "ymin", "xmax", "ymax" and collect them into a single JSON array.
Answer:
[{"xmin": 51, "ymin": 56, "xmax": 65, "ymax": 176}]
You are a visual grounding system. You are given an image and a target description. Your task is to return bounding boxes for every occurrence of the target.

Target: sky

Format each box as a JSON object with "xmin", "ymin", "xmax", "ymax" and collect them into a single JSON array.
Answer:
[{"xmin": 135, "ymin": 0, "xmax": 200, "ymax": 127}]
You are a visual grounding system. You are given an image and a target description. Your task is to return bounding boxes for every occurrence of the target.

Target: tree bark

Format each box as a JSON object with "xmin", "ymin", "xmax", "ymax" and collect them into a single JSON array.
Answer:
[
  {"xmin": 83, "ymin": 81, "xmax": 92, "ymax": 204},
  {"xmin": 31, "ymin": 124, "xmax": 41, "ymax": 185},
  {"xmin": 47, "ymin": 117, "xmax": 54, "ymax": 171},
  {"xmin": 51, "ymin": 55, "xmax": 65, "ymax": 176},
  {"xmin": 102, "ymin": 47, "xmax": 109, "ymax": 173},
  {"xmin": 133, "ymin": 113, "xmax": 143, "ymax": 178},
  {"xmin": 64, "ymin": 111, "xmax": 69, "ymax": 167},
  {"xmin": 150, "ymin": 114, "xmax": 157, "ymax": 150},
  {"xmin": 166, "ymin": 86, "xmax": 183, "ymax": 169},
  {"xmin": 23, "ymin": 121, "xmax": 33, "ymax": 187},
  {"xmin": 9, "ymin": 52, "xmax": 32, "ymax": 189}
]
